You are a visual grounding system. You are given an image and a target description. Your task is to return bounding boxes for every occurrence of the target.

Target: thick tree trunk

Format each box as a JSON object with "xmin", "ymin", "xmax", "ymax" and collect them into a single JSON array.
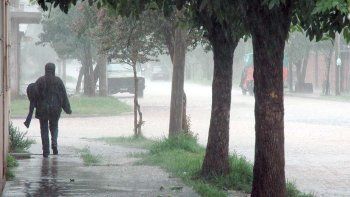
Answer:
[
  {"xmin": 252, "ymin": 37, "xmax": 287, "ymax": 197},
  {"xmin": 301, "ymin": 53, "xmax": 309, "ymax": 84},
  {"xmin": 244, "ymin": 1, "xmax": 292, "ymax": 196},
  {"xmin": 75, "ymin": 66, "xmax": 84, "ymax": 94},
  {"xmin": 83, "ymin": 43, "xmax": 95, "ymax": 97},
  {"xmin": 324, "ymin": 47, "xmax": 333, "ymax": 95},
  {"xmin": 295, "ymin": 60, "xmax": 302, "ymax": 91},
  {"xmin": 98, "ymin": 55, "xmax": 108, "ymax": 96},
  {"xmin": 182, "ymin": 92, "xmax": 188, "ymax": 133},
  {"xmin": 335, "ymin": 34, "xmax": 340, "ymax": 95},
  {"xmin": 168, "ymin": 14, "xmax": 186, "ymax": 137},
  {"xmin": 201, "ymin": 23, "xmax": 237, "ymax": 177},
  {"xmin": 163, "ymin": 15, "xmax": 188, "ymax": 135}
]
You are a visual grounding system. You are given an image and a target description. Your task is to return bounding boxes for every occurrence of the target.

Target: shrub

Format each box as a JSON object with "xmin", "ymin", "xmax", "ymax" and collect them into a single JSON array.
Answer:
[
  {"xmin": 150, "ymin": 133, "xmax": 202, "ymax": 154},
  {"xmin": 9, "ymin": 122, "xmax": 35, "ymax": 153},
  {"xmin": 6, "ymin": 155, "xmax": 18, "ymax": 180}
]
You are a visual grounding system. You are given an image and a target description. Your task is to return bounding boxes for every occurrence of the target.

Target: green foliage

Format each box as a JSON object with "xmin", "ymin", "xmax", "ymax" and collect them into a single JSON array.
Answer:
[
  {"xmin": 149, "ymin": 133, "xmax": 202, "ymax": 154},
  {"xmin": 69, "ymin": 96, "xmax": 131, "ymax": 115},
  {"xmin": 99, "ymin": 134, "xmax": 310, "ymax": 196},
  {"xmin": 97, "ymin": 136, "xmax": 155, "ymax": 149},
  {"xmin": 9, "ymin": 122, "xmax": 35, "ymax": 153},
  {"xmin": 11, "ymin": 96, "xmax": 131, "ymax": 117},
  {"xmin": 294, "ymin": 0, "xmax": 350, "ymax": 42},
  {"xmin": 142, "ymin": 135, "xmax": 253, "ymax": 195},
  {"xmin": 78, "ymin": 147, "xmax": 101, "ymax": 166},
  {"xmin": 287, "ymin": 181, "xmax": 315, "ymax": 197},
  {"xmin": 6, "ymin": 155, "xmax": 19, "ymax": 180},
  {"xmin": 6, "ymin": 155, "xmax": 19, "ymax": 168}
]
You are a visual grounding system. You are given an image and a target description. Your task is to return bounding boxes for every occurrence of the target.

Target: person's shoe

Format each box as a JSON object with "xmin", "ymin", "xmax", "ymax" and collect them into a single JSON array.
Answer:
[
  {"xmin": 43, "ymin": 153, "xmax": 49, "ymax": 158},
  {"xmin": 53, "ymin": 147, "xmax": 58, "ymax": 155}
]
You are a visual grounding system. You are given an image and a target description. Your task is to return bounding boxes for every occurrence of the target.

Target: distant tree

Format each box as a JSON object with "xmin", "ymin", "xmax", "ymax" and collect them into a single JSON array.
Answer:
[
  {"xmin": 97, "ymin": 11, "xmax": 163, "ymax": 136},
  {"xmin": 285, "ymin": 32, "xmax": 313, "ymax": 92},
  {"xmin": 39, "ymin": 2, "xmax": 107, "ymax": 96}
]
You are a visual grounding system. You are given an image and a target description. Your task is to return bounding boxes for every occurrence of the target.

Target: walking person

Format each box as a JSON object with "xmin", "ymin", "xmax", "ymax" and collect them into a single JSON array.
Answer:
[{"xmin": 35, "ymin": 63, "xmax": 72, "ymax": 157}]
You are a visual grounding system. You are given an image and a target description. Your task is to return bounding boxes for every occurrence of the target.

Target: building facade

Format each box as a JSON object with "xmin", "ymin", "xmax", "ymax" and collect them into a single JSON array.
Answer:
[{"xmin": 0, "ymin": 0, "xmax": 10, "ymax": 193}]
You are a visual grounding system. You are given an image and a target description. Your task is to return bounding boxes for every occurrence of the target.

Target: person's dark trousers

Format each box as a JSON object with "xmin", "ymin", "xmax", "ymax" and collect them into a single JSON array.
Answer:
[{"xmin": 39, "ymin": 118, "xmax": 59, "ymax": 157}]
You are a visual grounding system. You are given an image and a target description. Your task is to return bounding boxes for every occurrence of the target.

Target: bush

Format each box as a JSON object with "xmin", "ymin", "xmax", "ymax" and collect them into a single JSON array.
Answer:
[
  {"xmin": 9, "ymin": 122, "xmax": 35, "ymax": 153},
  {"xmin": 149, "ymin": 133, "xmax": 202, "ymax": 154},
  {"xmin": 287, "ymin": 181, "xmax": 315, "ymax": 197},
  {"xmin": 6, "ymin": 155, "xmax": 18, "ymax": 180}
]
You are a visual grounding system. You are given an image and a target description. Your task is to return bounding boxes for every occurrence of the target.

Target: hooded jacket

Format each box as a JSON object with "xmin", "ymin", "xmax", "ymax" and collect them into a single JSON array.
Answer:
[{"xmin": 35, "ymin": 63, "xmax": 71, "ymax": 119}]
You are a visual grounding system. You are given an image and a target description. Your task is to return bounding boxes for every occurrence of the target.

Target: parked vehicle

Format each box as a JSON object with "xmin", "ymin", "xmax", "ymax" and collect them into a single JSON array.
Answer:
[
  {"xmin": 240, "ymin": 53, "xmax": 288, "ymax": 95},
  {"xmin": 151, "ymin": 65, "xmax": 169, "ymax": 80},
  {"xmin": 107, "ymin": 64, "xmax": 145, "ymax": 97}
]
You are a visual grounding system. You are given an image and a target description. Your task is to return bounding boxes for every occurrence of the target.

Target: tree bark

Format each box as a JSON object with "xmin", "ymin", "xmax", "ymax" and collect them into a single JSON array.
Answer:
[
  {"xmin": 301, "ymin": 53, "xmax": 309, "ymax": 84},
  {"xmin": 131, "ymin": 49, "xmax": 142, "ymax": 136},
  {"xmin": 168, "ymin": 11, "xmax": 186, "ymax": 137},
  {"xmin": 201, "ymin": 21, "xmax": 237, "ymax": 177},
  {"xmin": 75, "ymin": 66, "xmax": 83, "ymax": 94},
  {"xmin": 163, "ymin": 15, "xmax": 189, "ymax": 134},
  {"xmin": 98, "ymin": 55, "xmax": 108, "ymax": 96},
  {"xmin": 244, "ymin": 1, "xmax": 292, "ymax": 196},
  {"xmin": 315, "ymin": 51, "xmax": 319, "ymax": 89},
  {"xmin": 335, "ymin": 34, "xmax": 340, "ymax": 95},
  {"xmin": 295, "ymin": 60, "xmax": 302, "ymax": 91},
  {"xmin": 83, "ymin": 42, "xmax": 95, "ymax": 97},
  {"xmin": 324, "ymin": 47, "xmax": 333, "ymax": 95}
]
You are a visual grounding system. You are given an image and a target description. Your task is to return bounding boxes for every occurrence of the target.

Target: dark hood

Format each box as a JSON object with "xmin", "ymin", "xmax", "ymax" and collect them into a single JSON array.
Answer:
[{"xmin": 45, "ymin": 63, "xmax": 56, "ymax": 76}]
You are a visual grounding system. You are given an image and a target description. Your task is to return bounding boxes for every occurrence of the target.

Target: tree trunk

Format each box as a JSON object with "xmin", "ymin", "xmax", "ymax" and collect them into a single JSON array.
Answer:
[
  {"xmin": 83, "ymin": 43, "xmax": 95, "ymax": 97},
  {"xmin": 252, "ymin": 37, "xmax": 287, "ymax": 197},
  {"xmin": 168, "ymin": 12, "xmax": 186, "ymax": 137},
  {"xmin": 244, "ymin": 1, "xmax": 292, "ymax": 196},
  {"xmin": 98, "ymin": 55, "xmax": 108, "ymax": 96},
  {"xmin": 335, "ymin": 34, "xmax": 340, "ymax": 95},
  {"xmin": 295, "ymin": 60, "xmax": 302, "ymax": 91},
  {"xmin": 131, "ymin": 50, "xmax": 142, "ymax": 136},
  {"xmin": 201, "ymin": 22, "xmax": 237, "ymax": 177},
  {"xmin": 324, "ymin": 47, "xmax": 333, "ymax": 95},
  {"xmin": 301, "ymin": 53, "xmax": 309, "ymax": 84},
  {"xmin": 75, "ymin": 66, "xmax": 83, "ymax": 94}
]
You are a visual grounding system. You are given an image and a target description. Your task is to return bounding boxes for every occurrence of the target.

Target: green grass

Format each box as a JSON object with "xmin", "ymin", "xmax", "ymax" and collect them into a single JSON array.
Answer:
[
  {"xmin": 97, "ymin": 136, "xmax": 155, "ymax": 149},
  {"xmin": 6, "ymin": 155, "xmax": 19, "ymax": 180},
  {"xmin": 11, "ymin": 96, "xmax": 131, "ymax": 117},
  {"xmin": 319, "ymin": 93, "xmax": 350, "ymax": 102},
  {"xmin": 78, "ymin": 147, "xmax": 102, "ymax": 166},
  {"xmin": 102, "ymin": 134, "xmax": 313, "ymax": 196},
  {"xmin": 287, "ymin": 182, "xmax": 314, "ymax": 197}
]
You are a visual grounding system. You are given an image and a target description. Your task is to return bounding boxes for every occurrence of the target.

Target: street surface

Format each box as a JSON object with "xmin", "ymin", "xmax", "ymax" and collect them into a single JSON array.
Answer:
[{"xmin": 12, "ymin": 80, "xmax": 350, "ymax": 196}]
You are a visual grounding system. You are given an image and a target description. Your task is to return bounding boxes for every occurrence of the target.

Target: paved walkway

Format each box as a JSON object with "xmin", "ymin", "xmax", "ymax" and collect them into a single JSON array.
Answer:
[{"xmin": 3, "ymin": 138, "xmax": 199, "ymax": 197}]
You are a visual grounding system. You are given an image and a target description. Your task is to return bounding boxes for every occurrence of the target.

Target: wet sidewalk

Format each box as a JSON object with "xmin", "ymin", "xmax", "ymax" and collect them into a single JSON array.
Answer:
[{"xmin": 3, "ymin": 138, "xmax": 198, "ymax": 197}]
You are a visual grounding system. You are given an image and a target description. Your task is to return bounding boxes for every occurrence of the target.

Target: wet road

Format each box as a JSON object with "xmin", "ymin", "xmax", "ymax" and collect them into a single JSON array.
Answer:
[{"xmin": 12, "ymin": 80, "xmax": 350, "ymax": 196}]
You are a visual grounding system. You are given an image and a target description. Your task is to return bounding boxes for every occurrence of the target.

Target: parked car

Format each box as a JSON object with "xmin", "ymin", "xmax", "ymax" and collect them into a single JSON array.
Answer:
[
  {"xmin": 151, "ymin": 65, "xmax": 169, "ymax": 80},
  {"xmin": 107, "ymin": 64, "xmax": 145, "ymax": 97},
  {"xmin": 240, "ymin": 53, "xmax": 289, "ymax": 95}
]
